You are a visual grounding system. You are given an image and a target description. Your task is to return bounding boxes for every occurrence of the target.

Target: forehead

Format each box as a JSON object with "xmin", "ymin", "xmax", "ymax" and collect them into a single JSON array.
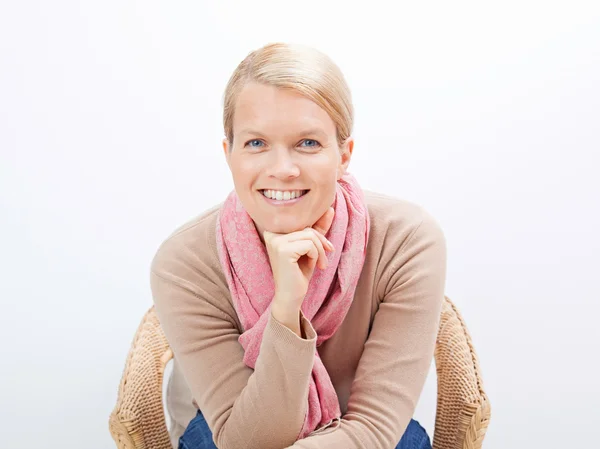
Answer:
[{"xmin": 233, "ymin": 82, "xmax": 335, "ymax": 135}]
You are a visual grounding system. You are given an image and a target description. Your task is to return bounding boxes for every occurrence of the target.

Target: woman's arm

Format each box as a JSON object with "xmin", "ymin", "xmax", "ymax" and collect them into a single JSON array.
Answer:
[
  {"xmin": 287, "ymin": 212, "xmax": 447, "ymax": 449},
  {"xmin": 151, "ymin": 242, "xmax": 317, "ymax": 449}
]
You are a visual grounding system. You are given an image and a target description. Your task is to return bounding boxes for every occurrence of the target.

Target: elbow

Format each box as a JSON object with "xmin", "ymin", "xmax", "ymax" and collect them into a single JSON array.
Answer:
[
  {"xmin": 342, "ymin": 414, "xmax": 399, "ymax": 449},
  {"xmin": 214, "ymin": 421, "xmax": 299, "ymax": 449}
]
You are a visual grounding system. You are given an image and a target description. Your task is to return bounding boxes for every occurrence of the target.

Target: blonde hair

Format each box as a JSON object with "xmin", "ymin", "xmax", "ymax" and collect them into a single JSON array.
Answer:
[{"xmin": 223, "ymin": 43, "xmax": 354, "ymax": 146}]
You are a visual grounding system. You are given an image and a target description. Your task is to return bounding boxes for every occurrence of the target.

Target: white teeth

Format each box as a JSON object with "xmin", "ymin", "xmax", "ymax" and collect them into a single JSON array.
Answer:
[{"xmin": 262, "ymin": 190, "xmax": 306, "ymax": 201}]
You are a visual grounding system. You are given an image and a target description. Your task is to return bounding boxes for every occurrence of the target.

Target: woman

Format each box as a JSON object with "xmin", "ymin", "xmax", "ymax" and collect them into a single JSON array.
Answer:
[{"xmin": 151, "ymin": 43, "xmax": 446, "ymax": 449}]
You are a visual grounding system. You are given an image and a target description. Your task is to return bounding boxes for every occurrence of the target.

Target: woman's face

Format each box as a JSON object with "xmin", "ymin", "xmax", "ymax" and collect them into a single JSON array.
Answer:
[{"xmin": 223, "ymin": 82, "xmax": 352, "ymax": 237}]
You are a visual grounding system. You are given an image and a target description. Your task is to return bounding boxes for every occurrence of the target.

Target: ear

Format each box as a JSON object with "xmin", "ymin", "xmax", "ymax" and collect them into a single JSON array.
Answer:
[
  {"xmin": 222, "ymin": 138, "xmax": 231, "ymax": 167},
  {"xmin": 337, "ymin": 137, "xmax": 354, "ymax": 180}
]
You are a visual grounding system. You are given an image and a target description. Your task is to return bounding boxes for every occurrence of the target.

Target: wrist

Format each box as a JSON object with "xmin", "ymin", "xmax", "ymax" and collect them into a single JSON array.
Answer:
[{"xmin": 271, "ymin": 300, "xmax": 302, "ymax": 337}]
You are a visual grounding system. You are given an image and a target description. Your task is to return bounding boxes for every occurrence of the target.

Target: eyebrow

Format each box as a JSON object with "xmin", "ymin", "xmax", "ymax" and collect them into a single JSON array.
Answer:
[
  {"xmin": 237, "ymin": 128, "xmax": 328, "ymax": 139},
  {"xmin": 237, "ymin": 128, "xmax": 266, "ymax": 137},
  {"xmin": 295, "ymin": 128, "xmax": 328, "ymax": 139}
]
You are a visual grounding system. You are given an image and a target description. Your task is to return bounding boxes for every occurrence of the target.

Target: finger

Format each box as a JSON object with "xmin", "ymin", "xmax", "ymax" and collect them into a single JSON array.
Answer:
[
  {"xmin": 263, "ymin": 230, "xmax": 274, "ymax": 245},
  {"xmin": 263, "ymin": 230, "xmax": 286, "ymax": 250},
  {"xmin": 301, "ymin": 250, "xmax": 318, "ymax": 279},
  {"xmin": 305, "ymin": 226, "xmax": 333, "ymax": 253},
  {"xmin": 288, "ymin": 229, "xmax": 328, "ymax": 269},
  {"xmin": 309, "ymin": 229, "xmax": 329, "ymax": 269},
  {"xmin": 286, "ymin": 229, "xmax": 327, "ymax": 268},
  {"xmin": 288, "ymin": 223, "xmax": 333, "ymax": 252},
  {"xmin": 292, "ymin": 240, "xmax": 318, "ymax": 279},
  {"xmin": 312, "ymin": 207, "xmax": 335, "ymax": 236},
  {"xmin": 287, "ymin": 240, "xmax": 319, "ymax": 269},
  {"xmin": 312, "ymin": 228, "xmax": 334, "ymax": 252}
]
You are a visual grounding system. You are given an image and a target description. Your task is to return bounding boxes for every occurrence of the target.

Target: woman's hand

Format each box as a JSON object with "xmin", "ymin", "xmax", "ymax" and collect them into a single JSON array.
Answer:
[{"xmin": 263, "ymin": 207, "xmax": 335, "ymax": 335}]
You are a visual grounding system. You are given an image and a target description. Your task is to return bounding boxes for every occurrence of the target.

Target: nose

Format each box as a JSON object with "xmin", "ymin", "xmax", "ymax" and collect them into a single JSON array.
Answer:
[{"xmin": 266, "ymin": 147, "xmax": 300, "ymax": 180}]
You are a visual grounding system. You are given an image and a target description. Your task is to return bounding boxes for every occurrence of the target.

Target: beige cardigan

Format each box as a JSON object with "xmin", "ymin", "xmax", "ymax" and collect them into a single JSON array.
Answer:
[{"xmin": 150, "ymin": 190, "xmax": 447, "ymax": 449}]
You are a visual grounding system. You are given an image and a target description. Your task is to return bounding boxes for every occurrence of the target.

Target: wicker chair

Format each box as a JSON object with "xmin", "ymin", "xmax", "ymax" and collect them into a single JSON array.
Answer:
[{"xmin": 109, "ymin": 296, "xmax": 491, "ymax": 449}]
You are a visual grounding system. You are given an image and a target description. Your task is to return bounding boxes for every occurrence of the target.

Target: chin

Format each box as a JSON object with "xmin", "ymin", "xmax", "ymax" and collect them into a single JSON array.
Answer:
[
  {"xmin": 270, "ymin": 224, "xmax": 301, "ymax": 234},
  {"xmin": 266, "ymin": 219, "xmax": 307, "ymax": 235}
]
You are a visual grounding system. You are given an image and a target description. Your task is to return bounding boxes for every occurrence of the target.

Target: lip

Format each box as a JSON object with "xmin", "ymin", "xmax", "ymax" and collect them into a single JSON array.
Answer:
[{"xmin": 259, "ymin": 190, "xmax": 309, "ymax": 206}]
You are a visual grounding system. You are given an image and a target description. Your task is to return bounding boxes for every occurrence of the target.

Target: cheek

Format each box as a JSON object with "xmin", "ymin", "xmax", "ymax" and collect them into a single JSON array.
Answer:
[
  {"xmin": 318, "ymin": 164, "xmax": 339, "ymax": 187},
  {"xmin": 311, "ymin": 156, "xmax": 339, "ymax": 179},
  {"xmin": 231, "ymin": 160, "xmax": 256, "ymax": 185},
  {"xmin": 312, "ymin": 170, "xmax": 339, "ymax": 206}
]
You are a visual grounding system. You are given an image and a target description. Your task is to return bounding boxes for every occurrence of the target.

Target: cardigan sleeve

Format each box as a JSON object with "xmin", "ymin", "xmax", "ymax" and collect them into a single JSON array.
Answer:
[
  {"xmin": 151, "ymin": 239, "xmax": 318, "ymax": 449},
  {"xmin": 286, "ymin": 213, "xmax": 447, "ymax": 449}
]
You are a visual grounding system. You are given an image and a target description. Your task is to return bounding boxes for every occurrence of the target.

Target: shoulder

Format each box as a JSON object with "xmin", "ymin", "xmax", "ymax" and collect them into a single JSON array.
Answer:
[
  {"xmin": 150, "ymin": 202, "xmax": 226, "ymax": 290},
  {"xmin": 363, "ymin": 190, "xmax": 446, "ymax": 285},
  {"xmin": 149, "ymin": 201, "xmax": 240, "ymax": 326},
  {"xmin": 364, "ymin": 189, "xmax": 445, "ymax": 253}
]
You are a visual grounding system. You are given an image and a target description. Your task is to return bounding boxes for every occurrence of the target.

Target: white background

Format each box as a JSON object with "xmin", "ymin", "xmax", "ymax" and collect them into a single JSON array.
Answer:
[{"xmin": 1, "ymin": 1, "xmax": 599, "ymax": 448}]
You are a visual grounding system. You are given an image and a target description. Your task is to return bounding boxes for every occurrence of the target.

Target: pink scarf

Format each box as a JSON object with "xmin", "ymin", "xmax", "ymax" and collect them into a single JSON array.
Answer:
[{"xmin": 215, "ymin": 173, "xmax": 370, "ymax": 438}]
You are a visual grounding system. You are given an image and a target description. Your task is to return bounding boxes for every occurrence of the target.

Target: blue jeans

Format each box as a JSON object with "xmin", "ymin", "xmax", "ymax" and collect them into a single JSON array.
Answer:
[{"xmin": 179, "ymin": 410, "xmax": 431, "ymax": 449}]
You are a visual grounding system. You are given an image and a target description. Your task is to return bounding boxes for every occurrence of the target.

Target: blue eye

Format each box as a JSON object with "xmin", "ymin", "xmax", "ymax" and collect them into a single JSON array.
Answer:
[
  {"xmin": 246, "ymin": 139, "xmax": 264, "ymax": 148},
  {"xmin": 300, "ymin": 139, "xmax": 321, "ymax": 148}
]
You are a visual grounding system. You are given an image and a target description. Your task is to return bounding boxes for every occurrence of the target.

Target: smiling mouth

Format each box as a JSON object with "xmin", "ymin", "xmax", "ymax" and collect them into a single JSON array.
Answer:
[{"xmin": 259, "ymin": 189, "xmax": 309, "ymax": 201}]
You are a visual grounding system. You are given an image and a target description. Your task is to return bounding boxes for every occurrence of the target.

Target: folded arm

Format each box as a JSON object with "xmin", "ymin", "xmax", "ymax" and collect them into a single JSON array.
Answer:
[
  {"xmin": 151, "ymin": 245, "xmax": 317, "ymax": 449},
  {"xmin": 286, "ymin": 213, "xmax": 447, "ymax": 449}
]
